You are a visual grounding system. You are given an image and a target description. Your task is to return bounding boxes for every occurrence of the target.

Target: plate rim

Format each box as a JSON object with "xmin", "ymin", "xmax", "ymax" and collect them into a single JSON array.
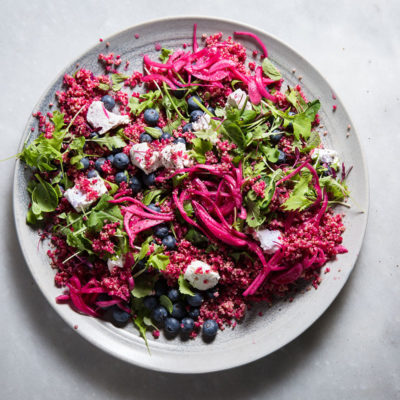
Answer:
[{"xmin": 13, "ymin": 15, "xmax": 370, "ymax": 374}]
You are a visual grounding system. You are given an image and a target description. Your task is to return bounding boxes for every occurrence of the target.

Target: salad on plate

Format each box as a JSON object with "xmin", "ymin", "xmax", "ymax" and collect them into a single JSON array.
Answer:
[{"xmin": 18, "ymin": 24, "xmax": 350, "ymax": 344}]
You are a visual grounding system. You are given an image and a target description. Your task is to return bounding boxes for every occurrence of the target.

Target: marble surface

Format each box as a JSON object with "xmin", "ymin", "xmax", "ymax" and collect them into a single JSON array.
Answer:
[{"xmin": 0, "ymin": 0, "xmax": 399, "ymax": 399}]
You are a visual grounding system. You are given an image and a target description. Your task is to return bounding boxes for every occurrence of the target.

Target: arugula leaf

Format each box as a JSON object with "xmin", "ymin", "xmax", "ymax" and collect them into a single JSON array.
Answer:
[
  {"xmin": 193, "ymin": 128, "xmax": 218, "ymax": 143},
  {"xmin": 286, "ymin": 88, "xmax": 307, "ymax": 112},
  {"xmin": 131, "ymin": 274, "xmax": 157, "ymax": 298},
  {"xmin": 260, "ymin": 145, "xmax": 280, "ymax": 163},
  {"xmin": 159, "ymin": 295, "xmax": 173, "ymax": 313},
  {"xmin": 97, "ymin": 82, "xmax": 111, "ymax": 91},
  {"xmin": 178, "ymin": 275, "xmax": 195, "ymax": 296},
  {"xmin": 301, "ymin": 131, "xmax": 321, "ymax": 153},
  {"xmin": 111, "ymin": 73, "xmax": 129, "ymax": 91},
  {"xmin": 159, "ymin": 48, "xmax": 172, "ymax": 63},
  {"xmin": 142, "ymin": 189, "xmax": 164, "ymax": 206},
  {"xmin": 172, "ymin": 173, "xmax": 188, "ymax": 187},
  {"xmin": 144, "ymin": 127, "xmax": 162, "ymax": 139},
  {"xmin": 19, "ymin": 111, "xmax": 66, "ymax": 172},
  {"xmin": 133, "ymin": 315, "xmax": 150, "ymax": 351},
  {"xmin": 282, "ymin": 172, "xmax": 315, "ymax": 211},
  {"xmin": 319, "ymin": 176, "xmax": 349, "ymax": 201},
  {"xmin": 262, "ymin": 58, "xmax": 282, "ymax": 81},
  {"xmin": 165, "ymin": 118, "xmax": 182, "ymax": 133},
  {"xmin": 147, "ymin": 253, "xmax": 170, "ymax": 271},
  {"xmin": 185, "ymin": 228, "xmax": 208, "ymax": 248},
  {"xmin": 128, "ymin": 91, "xmax": 162, "ymax": 116},
  {"xmin": 32, "ymin": 174, "xmax": 59, "ymax": 213},
  {"xmin": 222, "ymin": 121, "xmax": 245, "ymax": 149},
  {"xmin": 87, "ymin": 202, "xmax": 123, "ymax": 231},
  {"xmin": 190, "ymin": 138, "xmax": 212, "ymax": 163},
  {"xmin": 245, "ymin": 198, "xmax": 266, "ymax": 228},
  {"xmin": 90, "ymin": 133, "xmax": 126, "ymax": 150}
]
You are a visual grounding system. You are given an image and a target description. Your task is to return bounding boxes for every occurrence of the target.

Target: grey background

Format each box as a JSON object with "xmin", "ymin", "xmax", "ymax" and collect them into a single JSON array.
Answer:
[{"xmin": 1, "ymin": 0, "xmax": 399, "ymax": 399}]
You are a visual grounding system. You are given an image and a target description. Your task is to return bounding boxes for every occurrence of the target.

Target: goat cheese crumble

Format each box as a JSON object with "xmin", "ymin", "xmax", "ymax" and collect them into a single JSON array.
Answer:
[
  {"xmin": 256, "ymin": 229, "xmax": 283, "ymax": 254},
  {"xmin": 184, "ymin": 260, "xmax": 220, "ymax": 291},
  {"xmin": 86, "ymin": 101, "xmax": 130, "ymax": 135}
]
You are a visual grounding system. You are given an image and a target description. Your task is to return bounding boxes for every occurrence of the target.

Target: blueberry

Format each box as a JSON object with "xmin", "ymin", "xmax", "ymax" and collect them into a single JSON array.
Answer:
[
  {"xmin": 171, "ymin": 302, "xmax": 186, "ymax": 320},
  {"xmin": 162, "ymin": 235, "xmax": 176, "ymax": 250},
  {"xmin": 190, "ymin": 110, "xmax": 204, "ymax": 122},
  {"xmin": 142, "ymin": 172, "xmax": 155, "ymax": 187},
  {"xmin": 323, "ymin": 166, "xmax": 333, "ymax": 177},
  {"xmin": 167, "ymin": 289, "xmax": 180, "ymax": 303},
  {"xmin": 96, "ymin": 293, "xmax": 112, "ymax": 309},
  {"xmin": 79, "ymin": 157, "xmax": 90, "ymax": 170},
  {"xmin": 110, "ymin": 306, "xmax": 131, "ymax": 327},
  {"xmin": 188, "ymin": 307, "xmax": 200, "ymax": 319},
  {"xmin": 202, "ymin": 319, "xmax": 218, "ymax": 337},
  {"xmin": 87, "ymin": 169, "xmax": 98, "ymax": 178},
  {"xmin": 111, "ymin": 146, "xmax": 124, "ymax": 155},
  {"xmin": 276, "ymin": 150, "xmax": 287, "ymax": 165},
  {"xmin": 147, "ymin": 204, "xmax": 160, "ymax": 213},
  {"xmin": 182, "ymin": 123, "xmax": 193, "ymax": 133},
  {"xmin": 187, "ymin": 293, "xmax": 203, "ymax": 307},
  {"xmin": 154, "ymin": 224, "xmax": 169, "ymax": 238},
  {"xmin": 101, "ymin": 95, "xmax": 115, "ymax": 111},
  {"xmin": 152, "ymin": 306, "xmax": 168, "ymax": 324},
  {"xmin": 143, "ymin": 295, "xmax": 158, "ymax": 311},
  {"xmin": 106, "ymin": 154, "xmax": 114, "ymax": 164},
  {"xmin": 172, "ymin": 89, "xmax": 186, "ymax": 99},
  {"xmin": 205, "ymin": 287, "xmax": 218, "ymax": 299},
  {"xmin": 139, "ymin": 133, "xmax": 153, "ymax": 143},
  {"xmin": 154, "ymin": 278, "xmax": 168, "ymax": 297},
  {"xmin": 188, "ymin": 95, "xmax": 203, "ymax": 112},
  {"xmin": 269, "ymin": 130, "xmax": 283, "ymax": 145},
  {"xmin": 113, "ymin": 152, "xmax": 130, "ymax": 170},
  {"xmin": 95, "ymin": 157, "xmax": 106, "ymax": 172},
  {"xmin": 164, "ymin": 317, "xmax": 180, "ymax": 335},
  {"xmin": 174, "ymin": 137, "xmax": 186, "ymax": 145},
  {"xmin": 143, "ymin": 108, "xmax": 159, "ymax": 126},
  {"xmin": 160, "ymin": 132, "xmax": 172, "ymax": 140},
  {"xmin": 286, "ymin": 111, "xmax": 296, "ymax": 133},
  {"xmin": 207, "ymin": 106, "xmax": 216, "ymax": 116},
  {"xmin": 115, "ymin": 171, "xmax": 127, "ymax": 185},
  {"xmin": 129, "ymin": 176, "xmax": 142, "ymax": 193},
  {"xmin": 181, "ymin": 317, "xmax": 195, "ymax": 334},
  {"xmin": 89, "ymin": 132, "xmax": 99, "ymax": 139}
]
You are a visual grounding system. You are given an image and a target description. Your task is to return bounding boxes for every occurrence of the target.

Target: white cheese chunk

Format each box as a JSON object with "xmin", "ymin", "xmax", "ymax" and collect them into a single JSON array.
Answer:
[
  {"xmin": 312, "ymin": 148, "xmax": 340, "ymax": 166},
  {"xmin": 184, "ymin": 260, "xmax": 220, "ymax": 291},
  {"xmin": 107, "ymin": 256, "xmax": 125, "ymax": 273},
  {"xmin": 130, "ymin": 142, "xmax": 162, "ymax": 174},
  {"xmin": 160, "ymin": 142, "xmax": 192, "ymax": 170},
  {"xmin": 226, "ymin": 88, "xmax": 252, "ymax": 111},
  {"xmin": 86, "ymin": 101, "xmax": 130, "ymax": 135},
  {"xmin": 192, "ymin": 113, "xmax": 212, "ymax": 131},
  {"xmin": 256, "ymin": 229, "xmax": 283, "ymax": 254},
  {"xmin": 64, "ymin": 177, "xmax": 108, "ymax": 213}
]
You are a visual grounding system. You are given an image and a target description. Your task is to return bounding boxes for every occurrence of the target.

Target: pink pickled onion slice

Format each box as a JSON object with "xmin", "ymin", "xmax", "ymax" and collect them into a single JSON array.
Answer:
[{"xmin": 234, "ymin": 31, "xmax": 268, "ymax": 57}]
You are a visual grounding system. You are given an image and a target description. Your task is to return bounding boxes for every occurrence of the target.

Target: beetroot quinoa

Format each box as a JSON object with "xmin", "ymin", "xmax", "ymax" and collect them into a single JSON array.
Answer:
[{"xmin": 19, "ymin": 25, "xmax": 350, "ymax": 342}]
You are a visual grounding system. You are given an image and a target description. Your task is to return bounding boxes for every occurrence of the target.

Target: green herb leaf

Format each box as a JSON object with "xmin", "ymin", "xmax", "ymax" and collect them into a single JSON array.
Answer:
[
  {"xmin": 191, "ymin": 138, "xmax": 212, "ymax": 163},
  {"xmin": 91, "ymin": 134, "xmax": 126, "ymax": 150},
  {"xmin": 222, "ymin": 121, "xmax": 245, "ymax": 149},
  {"xmin": 301, "ymin": 130, "xmax": 321, "ymax": 153},
  {"xmin": 185, "ymin": 228, "xmax": 208, "ymax": 247},
  {"xmin": 32, "ymin": 174, "xmax": 59, "ymax": 213},
  {"xmin": 111, "ymin": 73, "xmax": 129, "ymax": 92},
  {"xmin": 178, "ymin": 275, "xmax": 194, "ymax": 296},
  {"xmin": 133, "ymin": 315, "xmax": 150, "ymax": 351},
  {"xmin": 159, "ymin": 295, "xmax": 173, "ymax": 313},
  {"xmin": 282, "ymin": 172, "xmax": 315, "ymax": 211},
  {"xmin": 262, "ymin": 58, "xmax": 282, "ymax": 81},
  {"xmin": 147, "ymin": 253, "xmax": 170, "ymax": 271},
  {"xmin": 245, "ymin": 198, "xmax": 266, "ymax": 228},
  {"xmin": 142, "ymin": 189, "xmax": 164, "ymax": 206},
  {"xmin": 159, "ymin": 48, "xmax": 173, "ymax": 63},
  {"xmin": 131, "ymin": 275, "xmax": 156, "ymax": 298},
  {"xmin": 144, "ymin": 127, "xmax": 162, "ymax": 139}
]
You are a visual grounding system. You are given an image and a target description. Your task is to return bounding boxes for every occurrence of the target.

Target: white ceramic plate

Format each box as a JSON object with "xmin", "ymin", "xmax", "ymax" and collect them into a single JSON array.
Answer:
[{"xmin": 13, "ymin": 16, "xmax": 369, "ymax": 374}]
